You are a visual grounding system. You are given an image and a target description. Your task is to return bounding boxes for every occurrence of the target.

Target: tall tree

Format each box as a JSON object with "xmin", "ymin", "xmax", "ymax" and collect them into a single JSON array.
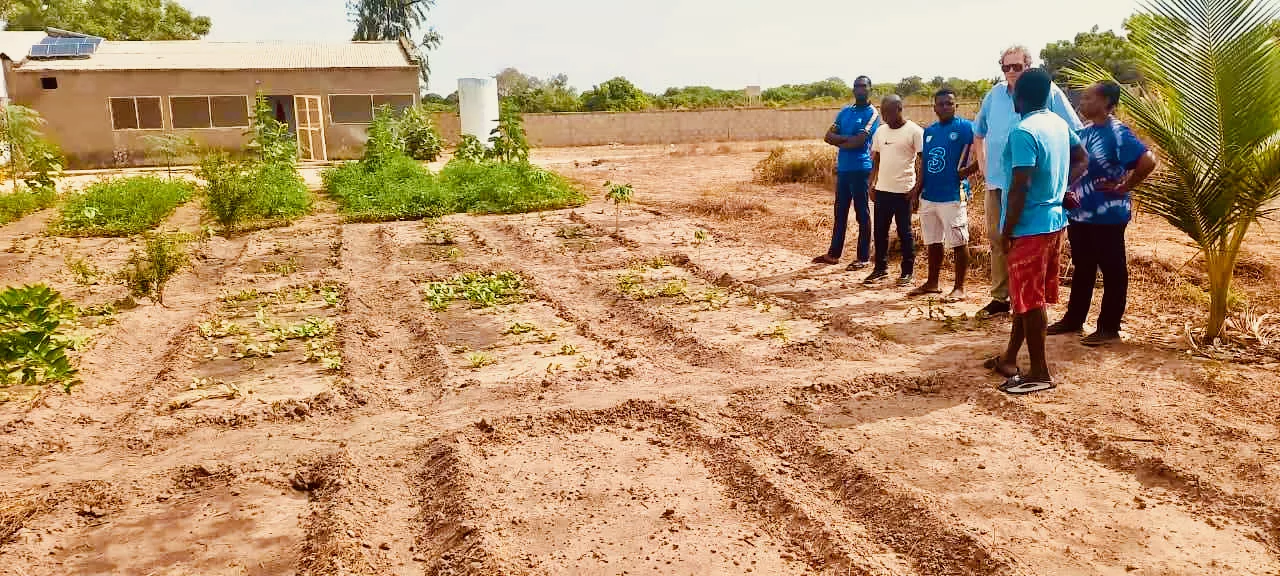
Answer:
[
  {"xmin": 348, "ymin": 0, "xmax": 441, "ymax": 85},
  {"xmin": 580, "ymin": 77, "xmax": 650, "ymax": 112},
  {"xmin": 1043, "ymin": 25, "xmax": 1141, "ymax": 85},
  {"xmin": 895, "ymin": 75, "xmax": 925, "ymax": 96},
  {"xmin": 2, "ymin": 0, "xmax": 211, "ymax": 40},
  {"xmin": 1067, "ymin": 0, "xmax": 1280, "ymax": 341}
]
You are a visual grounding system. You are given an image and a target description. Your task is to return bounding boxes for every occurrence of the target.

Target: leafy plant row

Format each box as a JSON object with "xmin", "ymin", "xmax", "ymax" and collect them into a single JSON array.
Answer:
[{"xmin": 323, "ymin": 104, "xmax": 584, "ymax": 222}]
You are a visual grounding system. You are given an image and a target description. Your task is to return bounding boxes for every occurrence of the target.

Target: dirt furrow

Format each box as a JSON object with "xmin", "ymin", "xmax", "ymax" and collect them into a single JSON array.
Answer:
[{"xmin": 414, "ymin": 400, "xmax": 916, "ymax": 575}]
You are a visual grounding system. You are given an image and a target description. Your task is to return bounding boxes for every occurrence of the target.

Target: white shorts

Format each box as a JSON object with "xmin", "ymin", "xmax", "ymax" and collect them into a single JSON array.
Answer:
[{"xmin": 919, "ymin": 199, "xmax": 970, "ymax": 249}]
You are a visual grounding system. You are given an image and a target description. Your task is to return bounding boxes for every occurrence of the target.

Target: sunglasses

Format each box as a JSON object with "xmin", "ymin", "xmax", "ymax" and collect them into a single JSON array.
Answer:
[{"xmin": 1001, "ymin": 63, "xmax": 1026, "ymax": 73}]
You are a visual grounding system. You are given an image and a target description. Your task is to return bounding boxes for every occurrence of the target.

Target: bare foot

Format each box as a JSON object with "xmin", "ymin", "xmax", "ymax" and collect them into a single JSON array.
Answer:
[
  {"xmin": 943, "ymin": 289, "xmax": 967, "ymax": 302},
  {"xmin": 812, "ymin": 254, "xmax": 839, "ymax": 265},
  {"xmin": 907, "ymin": 284, "xmax": 942, "ymax": 297}
]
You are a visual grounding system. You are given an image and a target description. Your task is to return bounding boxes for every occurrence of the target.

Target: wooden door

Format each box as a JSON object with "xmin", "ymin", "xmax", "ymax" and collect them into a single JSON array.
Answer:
[{"xmin": 293, "ymin": 96, "xmax": 327, "ymax": 161}]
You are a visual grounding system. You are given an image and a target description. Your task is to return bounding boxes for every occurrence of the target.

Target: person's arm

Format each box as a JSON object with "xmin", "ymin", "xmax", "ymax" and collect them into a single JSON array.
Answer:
[
  {"xmin": 825, "ymin": 125, "xmax": 849, "ymax": 147},
  {"xmin": 1099, "ymin": 151, "xmax": 1158, "ymax": 195},
  {"xmin": 1003, "ymin": 167, "xmax": 1032, "ymax": 247},
  {"xmin": 1069, "ymin": 143, "xmax": 1089, "ymax": 188},
  {"xmin": 1002, "ymin": 129, "xmax": 1039, "ymax": 245},
  {"xmin": 909, "ymin": 127, "xmax": 924, "ymax": 206},
  {"xmin": 972, "ymin": 94, "xmax": 991, "ymax": 177},
  {"xmin": 958, "ymin": 143, "xmax": 979, "ymax": 179},
  {"xmin": 869, "ymin": 152, "xmax": 881, "ymax": 201},
  {"xmin": 912, "ymin": 152, "xmax": 924, "ymax": 211}
]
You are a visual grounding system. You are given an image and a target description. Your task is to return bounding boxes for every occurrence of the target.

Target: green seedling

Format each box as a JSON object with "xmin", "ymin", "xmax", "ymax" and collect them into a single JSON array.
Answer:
[
  {"xmin": 658, "ymin": 279, "xmax": 688, "ymax": 298},
  {"xmin": 558, "ymin": 343, "xmax": 579, "ymax": 356},
  {"xmin": 467, "ymin": 352, "xmax": 496, "ymax": 369},
  {"xmin": 555, "ymin": 225, "xmax": 587, "ymax": 239},
  {"xmin": 604, "ymin": 181, "xmax": 635, "ymax": 233},
  {"xmin": 321, "ymin": 285, "xmax": 342, "ymax": 307},
  {"xmin": 423, "ymin": 271, "xmax": 525, "ymax": 311},
  {"xmin": 760, "ymin": 322, "xmax": 792, "ymax": 343},
  {"xmin": 702, "ymin": 288, "xmax": 730, "ymax": 310},
  {"xmin": 504, "ymin": 322, "xmax": 538, "ymax": 335}
]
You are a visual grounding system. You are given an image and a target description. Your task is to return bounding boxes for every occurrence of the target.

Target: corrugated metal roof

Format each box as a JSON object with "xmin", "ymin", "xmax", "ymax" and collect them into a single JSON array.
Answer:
[
  {"xmin": 17, "ymin": 40, "xmax": 417, "ymax": 72},
  {"xmin": 0, "ymin": 31, "xmax": 49, "ymax": 61}
]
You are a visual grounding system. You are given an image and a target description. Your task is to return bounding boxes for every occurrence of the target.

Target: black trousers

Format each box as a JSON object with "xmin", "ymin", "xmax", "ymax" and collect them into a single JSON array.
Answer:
[
  {"xmin": 1063, "ymin": 222, "xmax": 1128, "ymax": 333},
  {"xmin": 873, "ymin": 191, "xmax": 914, "ymax": 276}
]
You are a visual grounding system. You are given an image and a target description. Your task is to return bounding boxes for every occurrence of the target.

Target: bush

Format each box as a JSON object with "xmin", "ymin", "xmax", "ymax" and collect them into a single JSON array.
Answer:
[
  {"xmin": 440, "ymin": 160, "xmax": 586, "ymax": 215},
  {"xmin": 322, "ymin": 154, "xmax": 451, "ymax": 222},
  {"xmin": 399, "ymin": 105, "xmax": 444, "ymax": 161},
  {"xmin": 118, "ymin": 232, "xmax": 188, "ymax": 305},
  {"xmin": 248, "ymin": 163, "xmax": 311, "ymax": 221},
  {"xmin": 0, "ymin": 284, "xmax": 79, "ymax": 394},
  {"xmin": 454, "ymin": 135, "xmax": 487, "ymax": 163},
  {"xmin": 199, "ymin": 152, "xmax": 256, "ymax": 235},
  {"xmin": 753, "ymin": 146, "xmax": 836, "ymax": 187},
  {"xmin": 54, "ymin": 176, "xmax": 194, "ymax": 236},
  {"xmin": 0, "ymin": 185, "xmax": 57, "ymax": 225}
]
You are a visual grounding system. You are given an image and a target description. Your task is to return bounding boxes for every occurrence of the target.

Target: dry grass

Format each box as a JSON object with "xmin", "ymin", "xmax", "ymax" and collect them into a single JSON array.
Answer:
[
  {"xmin": 753, "ymin": 145, "xmax": 836, "ymax": 188},
  {"xmin": 687, "ymin": 189, "xmax": 771, "ymax": 220}
]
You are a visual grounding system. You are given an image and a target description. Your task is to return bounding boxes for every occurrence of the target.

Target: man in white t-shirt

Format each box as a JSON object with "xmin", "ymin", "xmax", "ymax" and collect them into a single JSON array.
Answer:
[{"xmin": 864, "ymin": 94, "xmax": 924, "ymax": 286}]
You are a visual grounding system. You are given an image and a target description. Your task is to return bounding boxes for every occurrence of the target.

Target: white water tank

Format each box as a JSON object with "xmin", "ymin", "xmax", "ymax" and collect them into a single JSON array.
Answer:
[{"xmin": 458, "ymin": 77, "xmax": 499, "ymax": 148}]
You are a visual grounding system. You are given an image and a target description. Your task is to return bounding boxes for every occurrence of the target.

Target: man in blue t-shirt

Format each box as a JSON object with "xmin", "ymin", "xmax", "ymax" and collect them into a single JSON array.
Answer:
[
  {"xmin": 814, "ymin": 75, "xmax": 880, "ymax": 268},
  {"xmin": 1047, "ymin": 81, "xmax": 1158, "ymax": 346},
  {"xmin": 990, "ymin": 68, "xmax": 1088, "ymax": 396},
  {"xmin": 909, "ymin": 88, "xmax": 978, "ymax": 301},
  {"xmin": 974, "ymin": 46, "xmax": 1082, "ymax": 318}
]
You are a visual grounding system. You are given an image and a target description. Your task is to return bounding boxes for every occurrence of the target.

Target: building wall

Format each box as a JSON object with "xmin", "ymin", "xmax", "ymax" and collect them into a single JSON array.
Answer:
[
  {"xmin": 429, "ymin": 103, "xmax": 979, "ymax": 148},
  {"xmin": 10, "ymin": 67, "xmax": 418, "ymax": 168}
]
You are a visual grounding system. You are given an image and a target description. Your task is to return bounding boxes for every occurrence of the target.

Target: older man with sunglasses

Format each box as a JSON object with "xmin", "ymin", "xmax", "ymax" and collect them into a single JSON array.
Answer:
[{"xmin": 973, "ymin": 46, "xmax": 1082, "ymax": 317}]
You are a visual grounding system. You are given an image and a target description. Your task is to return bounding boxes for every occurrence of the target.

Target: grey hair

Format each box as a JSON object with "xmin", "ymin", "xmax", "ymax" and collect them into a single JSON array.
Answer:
[
  {"xmin": 881, "ymin": 94, "xmax": 903, "ymax": 107},
  {"xmin": 1000, "ymin": 45, "xmax": 1034, "ymax": 67}
]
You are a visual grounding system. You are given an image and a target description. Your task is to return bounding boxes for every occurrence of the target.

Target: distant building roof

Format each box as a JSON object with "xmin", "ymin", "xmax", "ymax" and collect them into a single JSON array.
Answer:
[
  {"xmin": 0, "ymin": 31, "xmax": 49, "ymax": 61},
  {"xmin": 17, "ymin": 39, "xmax": 418, "ymax": 72}
]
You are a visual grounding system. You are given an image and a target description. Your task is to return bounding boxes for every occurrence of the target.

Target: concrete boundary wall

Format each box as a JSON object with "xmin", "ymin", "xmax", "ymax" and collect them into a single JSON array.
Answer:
[{"xmin": 431, "ymin": 103, "xmax": 980, "ymax": 148}]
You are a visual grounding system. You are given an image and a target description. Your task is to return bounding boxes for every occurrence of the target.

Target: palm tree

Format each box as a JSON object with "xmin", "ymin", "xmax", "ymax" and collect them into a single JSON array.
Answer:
[
  {"xmin": 347, "ymin": 0, "xmax": 441, "ymax": 84},
  {"xmin": 1068, "ymin": 0, "xmax": 1280, "ymax": 342}
]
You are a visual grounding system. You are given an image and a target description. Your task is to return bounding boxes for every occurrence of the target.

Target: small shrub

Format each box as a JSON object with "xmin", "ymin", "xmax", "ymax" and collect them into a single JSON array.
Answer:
[
  {"xmin": 199, "ymin": 152, "xmax": 255, "ymax": 235},
  {"xmin": 364, "ymin": 106, "xmax": 406, "ymax": 169},
  {"xmin": 141, "ymin": 133, "xmax": 197, "ymax": 179},
  {"xmin": 117, "ymin": 232, "xmax": 189, "ymax": 305},
  {"xmin": 54, "ymin": 176, "xmax": 194, "ymax": 236},
  {"xmin": 454, "ymin": 135, "xmax": 487, "ymax": 163},
  {"xmin": 0, "ymin": 185, "xmax": 57, "ymax": 225},
  {"xmin": 323, "ymin": 155, "xmax": 451, "ymax": 222},
  {"xmin": 489, "ymin": 102, "xmax": 529, "ymax": 163},
  {"xmin": 0, "ymin": 284, "xmax": 80, "ymax": 394},
  {"xmin": 247, "ymin": 163, "xmax": 311, "ymax": 221},
  {"xmin": 440, "ymin": 161, "xmax": 586, "ymax": 215},
  {"xmin": 399, "ymin": 105, "xmax": 444, "ymax": 161},
  {"xmin": 605, "ymin": 181, "xmax": 634, "ymax": 232}
]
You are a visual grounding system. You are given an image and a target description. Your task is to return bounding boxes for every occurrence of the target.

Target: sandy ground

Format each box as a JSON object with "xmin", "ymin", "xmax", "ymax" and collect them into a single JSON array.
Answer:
[{"xmin": 1, "ymin": 141, "xmax": 1278, "ymax": 576}]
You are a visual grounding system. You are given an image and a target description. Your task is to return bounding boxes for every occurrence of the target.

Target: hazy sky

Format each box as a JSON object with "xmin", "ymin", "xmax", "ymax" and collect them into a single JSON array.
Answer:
[{"xmin": 184, "ymin": 0, "xmax": 1143, "ymax": 94}]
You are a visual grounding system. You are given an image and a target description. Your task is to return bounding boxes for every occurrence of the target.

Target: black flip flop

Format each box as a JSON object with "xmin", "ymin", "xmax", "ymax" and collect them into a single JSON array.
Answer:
[{"xmin": 1001, "ymin": 375, "xmax": 1055, "ymax": 395}]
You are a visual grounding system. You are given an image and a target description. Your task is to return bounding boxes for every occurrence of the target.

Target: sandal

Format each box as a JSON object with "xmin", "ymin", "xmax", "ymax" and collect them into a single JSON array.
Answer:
[{"xmin": 1000, "ymin": 375, "xmax": 1056, "ymax": 395}]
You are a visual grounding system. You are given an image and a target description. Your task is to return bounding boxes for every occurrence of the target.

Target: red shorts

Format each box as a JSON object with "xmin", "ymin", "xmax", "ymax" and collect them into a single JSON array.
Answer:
[{"xmin": 1008, "ymin": 230, "xmax": 1063, "ymax": 314}]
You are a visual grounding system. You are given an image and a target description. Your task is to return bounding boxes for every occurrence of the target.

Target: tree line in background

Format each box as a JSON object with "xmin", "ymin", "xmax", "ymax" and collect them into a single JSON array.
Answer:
[{"xmin": 420, "ymin": 71, "xmax": 999, "ymax": 114}]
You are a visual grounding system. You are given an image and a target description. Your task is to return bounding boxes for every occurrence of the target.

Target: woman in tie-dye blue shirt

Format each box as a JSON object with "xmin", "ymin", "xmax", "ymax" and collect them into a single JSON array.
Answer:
[{"xmin": 1049, "ymin": 81, "xmax": 1158, "ymax": 346}]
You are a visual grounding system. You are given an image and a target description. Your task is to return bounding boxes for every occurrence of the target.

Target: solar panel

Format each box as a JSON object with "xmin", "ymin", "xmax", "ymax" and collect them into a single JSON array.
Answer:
[{"xmin": 29, "ymin": 34, "xmax": 104, "ymax": 58}]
